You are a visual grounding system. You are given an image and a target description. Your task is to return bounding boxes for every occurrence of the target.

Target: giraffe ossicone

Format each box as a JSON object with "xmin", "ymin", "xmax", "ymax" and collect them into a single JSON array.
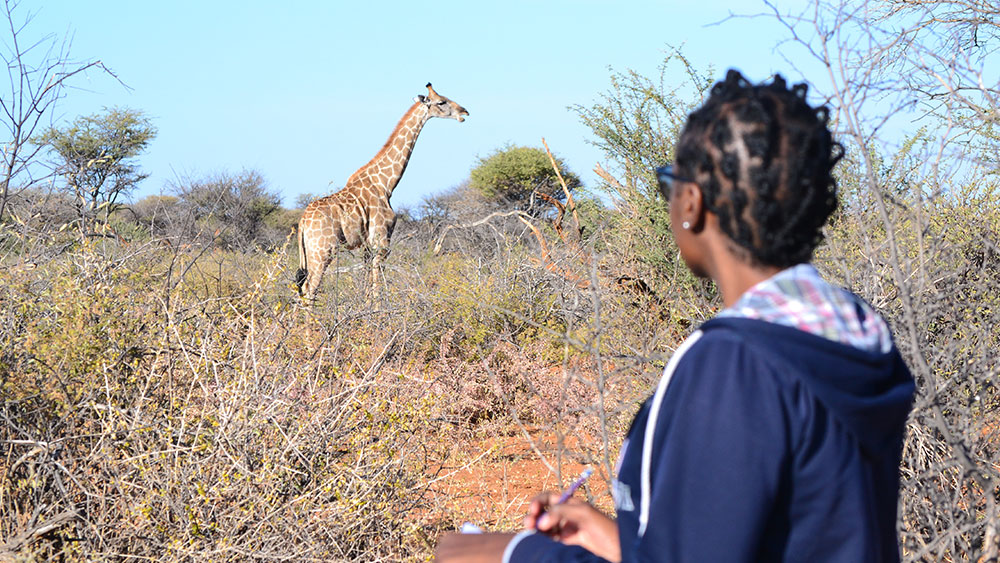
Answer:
[{"xmin": 296, "ymin": 83, "xmax": 468, "ymax": 300}]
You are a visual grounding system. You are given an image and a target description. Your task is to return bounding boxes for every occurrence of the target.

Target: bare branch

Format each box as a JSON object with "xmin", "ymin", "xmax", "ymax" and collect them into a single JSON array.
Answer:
[{"xmin": 0, "ymin": 0, "xmax": 118, "ymax": 222}]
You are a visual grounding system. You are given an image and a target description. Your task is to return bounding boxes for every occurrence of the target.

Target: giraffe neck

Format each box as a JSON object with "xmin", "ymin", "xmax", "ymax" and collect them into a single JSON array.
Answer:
[{"xmin": 348, "ymin": 103, "xmax": 430, "ymax": 200}]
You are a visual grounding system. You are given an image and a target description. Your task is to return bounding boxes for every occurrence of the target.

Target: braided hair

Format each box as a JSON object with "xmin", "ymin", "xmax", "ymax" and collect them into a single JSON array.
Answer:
[{"xmin": 674, "ymin": 69, "xmax": 843, "ymax": 268}]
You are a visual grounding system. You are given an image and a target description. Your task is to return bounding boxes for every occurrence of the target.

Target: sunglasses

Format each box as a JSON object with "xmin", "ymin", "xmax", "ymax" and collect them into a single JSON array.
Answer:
[{"xmin": 655, "ymin": 164, "xmax": 695, "ymax": 198}]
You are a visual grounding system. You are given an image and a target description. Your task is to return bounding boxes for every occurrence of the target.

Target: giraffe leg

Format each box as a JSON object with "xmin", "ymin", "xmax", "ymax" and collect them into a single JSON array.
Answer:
[
  {"xmin": 367, "ymin": 219, "xmax": 393, "ymax": 299},
  {"xmin": 304, "ymin": 247, "xmax": 332, "ymax": 301},
  {"xmin": 359, "ymin": 247, "xmax": 373, "ymax": 299},
  {"xmin": 370, "ymin": 247, "xmax": 389, "ymax": 299}
]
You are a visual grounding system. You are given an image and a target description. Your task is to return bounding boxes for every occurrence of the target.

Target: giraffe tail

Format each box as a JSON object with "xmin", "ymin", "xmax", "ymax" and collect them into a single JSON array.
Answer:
[{"xmin": 295, "ymin": 222, "xmax": 308, "ymax": 295}]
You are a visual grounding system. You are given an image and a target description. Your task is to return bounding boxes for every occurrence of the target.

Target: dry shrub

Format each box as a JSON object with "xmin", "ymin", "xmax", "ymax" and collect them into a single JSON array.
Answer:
[
  {"xmin": 8, "ymin": 146, "xmax": 995, "ymax": 560},
  {"xmin": 0, "ymin": 238, "xmax": 455, "ymax": 561},
  {"xmin": 1, "ymin": 207, "xmax": 624, "ymax": 560}
]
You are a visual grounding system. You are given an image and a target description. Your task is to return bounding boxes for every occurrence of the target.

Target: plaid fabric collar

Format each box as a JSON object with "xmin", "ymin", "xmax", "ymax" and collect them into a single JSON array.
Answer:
[{"xmin": 717, "ymin": 264, "xmax": 892, "ymax": 353}]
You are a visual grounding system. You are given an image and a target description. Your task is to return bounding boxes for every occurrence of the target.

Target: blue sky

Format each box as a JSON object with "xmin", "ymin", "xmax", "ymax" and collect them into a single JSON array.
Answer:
[{"xmin": 30, "ymin": 1, "xmax": 815, "ymax": 210}]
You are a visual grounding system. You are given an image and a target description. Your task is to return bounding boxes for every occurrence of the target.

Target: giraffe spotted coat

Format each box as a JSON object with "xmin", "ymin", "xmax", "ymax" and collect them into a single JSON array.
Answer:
[{"xmin": 296, "ymin": 83, "xmax": 468, "ymax": 299}]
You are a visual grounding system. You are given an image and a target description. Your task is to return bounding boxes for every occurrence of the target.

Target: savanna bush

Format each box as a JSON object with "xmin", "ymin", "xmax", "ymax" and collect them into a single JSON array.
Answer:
[
  {"xmin": 0, "ymin": 240, "xmax": 462, "ymax": 560},
  {"xmin": 469, "ymin": 145, "xmax": 580, "ymax": 212},
  {"xmin": 168, "ymin": 170, "xmax": 288, "ymax": 251}
]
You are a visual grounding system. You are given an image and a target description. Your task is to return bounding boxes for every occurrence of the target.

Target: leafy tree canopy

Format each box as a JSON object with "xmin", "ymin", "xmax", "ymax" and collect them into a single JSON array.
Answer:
[
  {"xmin": 36, "ymin": 107, "xmax": 156, "ymax": 232},
  {"xmin": 468, "ymin": 145, "xmax": 580, "ymax": 207}
]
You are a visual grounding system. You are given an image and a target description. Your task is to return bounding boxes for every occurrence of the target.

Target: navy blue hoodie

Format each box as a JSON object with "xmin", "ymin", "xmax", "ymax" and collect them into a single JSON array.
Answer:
[{"xmin": 506, "ymin": 317, "xmax": 914, "ymax": 562}]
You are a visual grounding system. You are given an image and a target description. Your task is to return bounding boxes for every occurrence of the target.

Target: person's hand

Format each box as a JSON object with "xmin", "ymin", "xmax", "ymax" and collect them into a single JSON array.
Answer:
[
  {"xmin": 434, "ymin": 532, "xmax": 515, "ymax": 563},
  {"xmin": 523, "ymin": 492, "xmax": 621, "ymax": 562},
  {"xmin": 523, "ymin": 491, "xmax": 559, "ymax": 531}
]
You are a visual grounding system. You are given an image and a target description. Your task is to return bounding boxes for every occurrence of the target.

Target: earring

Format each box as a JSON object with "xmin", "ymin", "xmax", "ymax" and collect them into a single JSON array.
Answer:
[{"xmin": 682, "ymin": 221, "xmax": 691, "ymax": 230}]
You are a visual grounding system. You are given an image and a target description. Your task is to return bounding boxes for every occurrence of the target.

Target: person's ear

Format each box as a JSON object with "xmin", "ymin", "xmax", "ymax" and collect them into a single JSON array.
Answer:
[{"xmin": 678, "ymin": 182, "xmax": 705, "ymax": 232}]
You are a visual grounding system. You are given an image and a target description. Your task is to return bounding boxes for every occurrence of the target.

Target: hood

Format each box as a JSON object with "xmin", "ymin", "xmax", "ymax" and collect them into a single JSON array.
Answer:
[{"xmin": 701, "ymin": 317, "xmax": 915, "ymax": 457}]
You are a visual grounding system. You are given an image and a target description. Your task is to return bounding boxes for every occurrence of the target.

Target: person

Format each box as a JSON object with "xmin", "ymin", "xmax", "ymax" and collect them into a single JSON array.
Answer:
[{"xmin": 434, "ymin": 69, "xmax": 915, "ymax": 562}]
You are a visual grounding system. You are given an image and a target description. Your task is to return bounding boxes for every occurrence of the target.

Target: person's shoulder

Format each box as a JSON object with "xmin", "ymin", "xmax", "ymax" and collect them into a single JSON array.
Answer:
[
  {"xmin": 697, "ymin": 316, "xmax": 873, "ymax": 358},
  {"xmin": 672, "ymin": 320, "xmax": 806, "ymax": 392},
  {"xmin": 657, "ymin": 321, "xmax": 813, "ymax": 450},
  {"xmin": 684, "ymin": 318, "xmax": 798, "ymax": 364},
  {"xmin": 670, "ymin": 319, "xmax": 839, "ymax": 422}
]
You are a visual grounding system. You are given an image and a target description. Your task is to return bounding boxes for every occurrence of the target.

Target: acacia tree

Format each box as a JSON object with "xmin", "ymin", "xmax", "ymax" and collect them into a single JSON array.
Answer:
[
  {"xmin": 37, "ymin": 107, "xmax": 156, "ymax": 235},
  {"xmin": 0, "ymin": 0, "xmax": 113, "ymax": 223},
  {"xmin": 469, "ymin": 145, "xmax": 581, "ymax": 212}
]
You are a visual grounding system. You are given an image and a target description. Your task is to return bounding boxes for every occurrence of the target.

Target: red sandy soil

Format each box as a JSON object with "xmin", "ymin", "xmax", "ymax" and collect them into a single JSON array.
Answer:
[{"xmin": 420, "ymin": 427, "xmax": 614, "ymax": 534}]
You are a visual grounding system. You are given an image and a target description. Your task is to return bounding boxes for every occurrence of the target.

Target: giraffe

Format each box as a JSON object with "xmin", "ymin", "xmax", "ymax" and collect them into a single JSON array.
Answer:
[{"xmin": 296, "ymin": 83, "xmax": 468, "ymax": 300}]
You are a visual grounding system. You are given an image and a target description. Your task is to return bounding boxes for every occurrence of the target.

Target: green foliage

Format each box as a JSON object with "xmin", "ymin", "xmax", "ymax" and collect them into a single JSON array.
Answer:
[
  {"xmin": 36, "ymin": 107, "xmax": 156, "ymax": 233},
  {"xmin": 469, "ymin": 145, "xmax": 580, "ymax": 208},
  {"xmin": 421, "ymin": 251, "xmax": 556, "ymax": 357},
  {"xmin": 575, "ymin": 48, "xmax": 715, "ymax": 302},
  {"xmin": 576, "ymin": 50, "xmax": 712, "ymax": 182},
  {"xmin": 567, "ymin": 192, "xmax": 608, "ymax": 244}
]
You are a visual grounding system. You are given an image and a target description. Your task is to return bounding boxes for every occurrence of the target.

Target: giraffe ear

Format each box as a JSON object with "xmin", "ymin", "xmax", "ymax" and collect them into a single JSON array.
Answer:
[{"xmin": 414, "ymin": 95, "xmax": 427, "ymax": 103}]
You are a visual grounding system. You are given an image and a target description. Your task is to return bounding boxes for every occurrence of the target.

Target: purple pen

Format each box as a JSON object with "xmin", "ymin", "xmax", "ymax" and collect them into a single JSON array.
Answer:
[{"xmin": 556, "ymin": 467, "xmax": 594, "ymax": 504}]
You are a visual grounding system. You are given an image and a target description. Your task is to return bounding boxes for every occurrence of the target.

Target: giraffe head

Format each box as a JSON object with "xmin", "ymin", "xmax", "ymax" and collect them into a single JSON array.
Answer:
[{"xmin": 415, "ymin": 83, "xmax": 469, "ymax": 122}]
